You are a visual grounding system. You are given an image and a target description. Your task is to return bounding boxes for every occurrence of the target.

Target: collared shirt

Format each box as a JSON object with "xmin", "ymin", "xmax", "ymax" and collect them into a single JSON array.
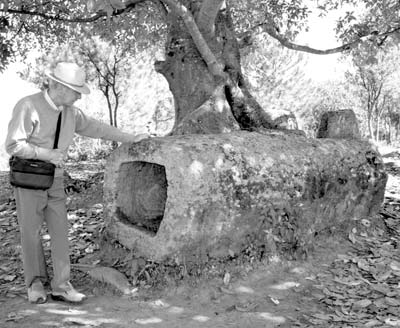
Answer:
[
  {"xmin": 44, "ymin": 90, "xmax": 62, "ymax": 112},
  {"xmin": 5, "ymin": 91, "xmax": 135, "ymax": 176}
]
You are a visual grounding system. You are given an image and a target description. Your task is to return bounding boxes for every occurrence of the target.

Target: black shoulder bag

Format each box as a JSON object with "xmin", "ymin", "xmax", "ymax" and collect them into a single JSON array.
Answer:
[{"xmin": 9, "ymin": 112, "xmax": 62, "ymax": 190}]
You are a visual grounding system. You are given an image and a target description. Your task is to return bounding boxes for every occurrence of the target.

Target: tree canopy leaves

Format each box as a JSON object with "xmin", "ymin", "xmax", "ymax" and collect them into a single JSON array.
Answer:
[{"xmin": 1, "ymin": 0, "xmax": 400, "ymax": 72}]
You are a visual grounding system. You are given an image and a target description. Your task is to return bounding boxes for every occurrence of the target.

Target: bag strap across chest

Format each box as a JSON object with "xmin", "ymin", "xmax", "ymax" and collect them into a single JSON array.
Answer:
[{"xmin": 53, "ymin": 112, "xmax": 62, "ymax": 149}]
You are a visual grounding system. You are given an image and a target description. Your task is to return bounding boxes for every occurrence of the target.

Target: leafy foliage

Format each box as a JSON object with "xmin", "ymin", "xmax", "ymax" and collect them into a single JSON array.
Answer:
[
  {"xmin": 0, "ymin": 0, "xmax": 165, "ymax": 71},
  {"xmin": 2, "ymin": 0, "xmax": 400, "ymax": 72},
  {"xmin": 230, "ymin": 0, "xmax": 310, "ymax": 38},
  {"xmin": 320, "ymin": 0, "xmax": 400, "ymax": 40}
]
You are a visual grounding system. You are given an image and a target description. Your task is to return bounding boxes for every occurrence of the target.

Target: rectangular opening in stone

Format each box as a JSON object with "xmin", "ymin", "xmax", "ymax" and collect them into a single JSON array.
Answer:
[{"xmin": 116, "ymin": 161, "xmax": 168, "ymax": 236}]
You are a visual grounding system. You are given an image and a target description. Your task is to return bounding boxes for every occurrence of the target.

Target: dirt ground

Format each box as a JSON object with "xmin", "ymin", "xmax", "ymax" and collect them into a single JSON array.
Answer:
[
  {"xmin": 0, "ymin": 247, "xmax": 344, "ymax": 328},
  {"xmin": 1, "ymin": 149, "xmax": 400, "ymax": 328}
]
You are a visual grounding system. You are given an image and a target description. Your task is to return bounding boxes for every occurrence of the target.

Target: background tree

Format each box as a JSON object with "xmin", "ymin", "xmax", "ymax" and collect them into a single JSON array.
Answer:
[
  {"xmin": 381, "ymin": 95, "xmax": 400, "ymax": 144},
  {"xmin": 346, "ymin": 45, "xmax": 400, "ymax": 141},
  {"xmin": 79, "ymin": 36, "xmax": 132, "ymax": 129},
  {"xmin": 387, "ymin": 110, "xmax": 400, "ymax": 143},
  {"xmin": 241, "ymin": 34, "xmax": 316, "ymax": 129}
]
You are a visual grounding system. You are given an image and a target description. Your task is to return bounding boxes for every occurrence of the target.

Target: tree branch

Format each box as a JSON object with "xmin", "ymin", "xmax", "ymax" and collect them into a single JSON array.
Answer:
[
  {"xmin": 161, "ymin": 0, "xmax": 225, "ymax": 79},
  {"xmin": 196, "ymin": 0, "xmax": 224, "ymax": 37},
  {"xmin": 85, "ymin": 50, "xmax": 111, "ymax": 84},
  {"xmin": 0, "ymin": 0, "xmax": 146, "ymax": 23},
  {"xmin": 253, "ymin": 21, "xmax": 400, "ymax": 55}
]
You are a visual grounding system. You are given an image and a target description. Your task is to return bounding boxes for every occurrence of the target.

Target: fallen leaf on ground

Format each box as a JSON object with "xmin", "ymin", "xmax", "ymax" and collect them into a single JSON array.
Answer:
[
  {"xmin": 219, "ymin": 286, "xmax": 235, "ymax": 295},
  {"xmin": 0, "ymin": 274, "xmax": 16, "ymax": 282},
  {"xmin": 352, "ymin": 299, "xmax": 372, "ymax": 309},
  {"xmin": 86, "ymin": 266, "xmax": 134, "ymax": 295},
  {"xmin": 269, "ymin": 296, "xmax": 280, "ymax": 305},
  {"xmin": 311, "ymin": 313, "xmax": 331, "ymax": 320},
  {"xmin": 234, "ymin": 301, "xmax": 259, "ymax": 312},
  {"xmin": 5, "ymin": 312, "xmax": 25, "ymax": 322},
  {"xmin": 223, "ymin": 272, "xmax": 231, "ymax": 285}
]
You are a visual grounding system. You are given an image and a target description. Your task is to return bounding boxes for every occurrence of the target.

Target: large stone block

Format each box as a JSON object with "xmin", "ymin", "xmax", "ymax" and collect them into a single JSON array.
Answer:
[
  {"xmin": 103, "ymin": 130, "xmax": 387, "ymax": 261},
  {"xmin": 317, "ymin": 109, "xmax": 361, "ymax": 139}
]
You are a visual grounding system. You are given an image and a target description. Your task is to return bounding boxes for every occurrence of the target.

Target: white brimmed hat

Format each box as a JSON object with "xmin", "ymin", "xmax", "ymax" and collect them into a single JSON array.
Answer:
[{"xmin": 45, "ymin": 62, "xmax": 90, "ymax": 94}]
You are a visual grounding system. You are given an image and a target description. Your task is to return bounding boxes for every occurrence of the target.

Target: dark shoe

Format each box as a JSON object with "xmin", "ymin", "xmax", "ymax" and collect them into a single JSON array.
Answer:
[
  {"xmin": 51, "ymin": 281, "xmax": 86, "ymax": 303},
  {"xmin": 28, "ymin": 279, "xmax": 47, "ymax": 304}
]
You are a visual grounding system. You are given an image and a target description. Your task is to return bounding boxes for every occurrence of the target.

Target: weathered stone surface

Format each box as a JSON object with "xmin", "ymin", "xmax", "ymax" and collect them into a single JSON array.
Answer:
[
  {"xmin": 103, "ymin": 130, "xmax": 387, "ymax": 261},
  {"xmin": 317, "ymin": 109, "xmax": 360, "ymax": 139}
]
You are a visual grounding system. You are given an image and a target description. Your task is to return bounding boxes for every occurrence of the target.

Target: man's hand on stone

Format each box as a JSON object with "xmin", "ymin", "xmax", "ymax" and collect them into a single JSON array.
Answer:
[{"xmin": 131, "ymin": 133, "xmax": 150, "ymax": 143}]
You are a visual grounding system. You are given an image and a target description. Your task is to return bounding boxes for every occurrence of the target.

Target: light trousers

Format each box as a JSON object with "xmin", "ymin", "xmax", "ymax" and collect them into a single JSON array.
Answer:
[{"xmin": 14, "ymin": 177, "xmax": 70, "ymax": 290}]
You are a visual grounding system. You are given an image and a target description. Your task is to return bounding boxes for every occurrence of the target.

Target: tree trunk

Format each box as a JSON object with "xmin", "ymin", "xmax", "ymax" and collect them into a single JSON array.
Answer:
[
  {"xmin": 105, "ymin": 89, "xmax": 114, "ymax": 126},
  {"xmin": 154, "ymin": 1, "xmax": 275, "ymax": 135},
  {"xmin": 113, "ymin": 104, "xmax": 118, "ymax": 128},
  {"xmin": 376, "ymin": 114, "xmax": 380, "ymax": 142},
  {"xmin": 386, "ymin": 117, "xmax": 391, "ymax": 144},
  {"xmin": 396, "ymin": 120, "xmax": 400, "ymax": 140},
  {"xmin": 367, "ymin": 109, "xmax": 373, "ymax": 139}
]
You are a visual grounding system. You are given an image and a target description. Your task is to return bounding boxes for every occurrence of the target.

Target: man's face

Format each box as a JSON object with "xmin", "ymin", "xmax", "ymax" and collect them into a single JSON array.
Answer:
[{"xmin": 58, "ymin": 84, "xmax": 81, "ymax": 106}]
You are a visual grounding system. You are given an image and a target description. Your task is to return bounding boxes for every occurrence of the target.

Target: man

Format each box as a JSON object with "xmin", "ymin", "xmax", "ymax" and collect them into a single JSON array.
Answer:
[{"xmin": 5, "ymin": 62, "xmax": 149, "ymax": 304}]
